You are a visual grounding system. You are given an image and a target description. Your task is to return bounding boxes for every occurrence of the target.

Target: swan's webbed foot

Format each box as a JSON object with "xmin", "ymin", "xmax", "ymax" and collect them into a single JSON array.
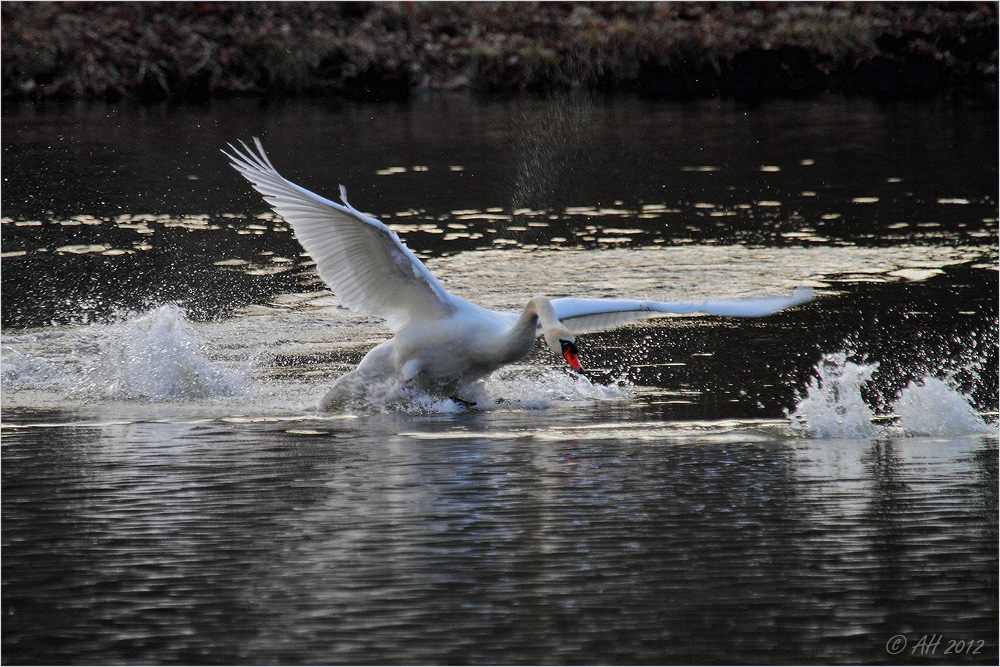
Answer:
[{"xmin": 449, "ymin": 396, "xmax": 477, "ymax": 408}]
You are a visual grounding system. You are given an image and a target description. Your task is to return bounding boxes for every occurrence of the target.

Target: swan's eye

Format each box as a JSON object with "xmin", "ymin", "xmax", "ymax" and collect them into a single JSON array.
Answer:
[{"xmin": 560, "ymin": 339, "xmax": 583, "ymax": 372}]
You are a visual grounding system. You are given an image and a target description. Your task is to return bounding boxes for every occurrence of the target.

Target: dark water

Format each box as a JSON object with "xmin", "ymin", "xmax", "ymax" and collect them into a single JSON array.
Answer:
[
  {"xmin": 2, "ymin": 416, "xmax": 997, "ymax": 665},
  {"xmin": 2, "ymin": 93, "xmax": 998, "ymax": 664},
  {"xmin": 3, "ymin": 94, "xmax": 997, "ymax": 328}
]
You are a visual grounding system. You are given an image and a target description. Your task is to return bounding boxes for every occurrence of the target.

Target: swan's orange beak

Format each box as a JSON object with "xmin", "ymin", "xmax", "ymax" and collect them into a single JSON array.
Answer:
[{"xmin": 560, "ymin": 340, "xmax": 583, "ymax": 373}]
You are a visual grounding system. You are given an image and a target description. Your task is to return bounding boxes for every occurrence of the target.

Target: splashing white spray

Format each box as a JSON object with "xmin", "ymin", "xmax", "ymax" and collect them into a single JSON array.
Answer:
[
  {"xmin": 786, "ymin": 352, "xmax": 879, "ymax": 438},
  {"xmin": 317, "ymin": 366, "xmax": 630, "ymax": 415},
  {"xmin": 91, "ymin": 304, "xmax": 251, "ymax": 400},
  {"xmin": 893, "ymin": 377, "xmax": 993, "ymax": 437},
  {"xmin": 786, "ymin": 350, "xmax": 995, "ymax": 439},
  {"xmin": 507, "ymin": 87, "xmax": 594, "ymax": 237},
  {"xmin": 3, "ymin": 304, "xmax": 251, "ymax": 402}
]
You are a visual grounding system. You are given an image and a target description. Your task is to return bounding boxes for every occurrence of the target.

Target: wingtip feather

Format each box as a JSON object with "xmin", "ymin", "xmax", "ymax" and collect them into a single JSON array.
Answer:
[{"xmin": 790, "ymin": 285, "xmax": 815, "ymax": 306}]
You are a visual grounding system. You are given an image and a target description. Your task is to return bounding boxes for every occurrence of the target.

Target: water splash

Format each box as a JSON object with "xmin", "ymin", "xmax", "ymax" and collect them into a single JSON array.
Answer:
[
  {"xmin": 786, "ymin": 352, "xmax": 880, "ymax": 439},
  {"xmin": 90, "ymin": 305, "xmax": 251, "ymax": 400},
  {"xmin": 3, "ymin": 304, "xmax": 251, "ymax": 402},
  {"xmin": 507, "ymin": 87, "xmax": 593, "ymax": 239},
  {"xmin": 1, "ymin": 346, "xmax": 63, "ymax": 389},
  {"xmin": 320, "ymin": 375, "xmax": 471, "ymax": 415},
  {"xmin": 894, "ymin": 377, "xmax": 994, "ymax": 437},
  {"xmin": 484, "ymin": 367, "xmax": 631, "ymax": 408},
  {"xmin": 787, "ymin": 350, "xmax": 995, "ymax": 439},
  {"xmin": 317, "ymin": 366, "xmax": 630, "ymax": 415}
]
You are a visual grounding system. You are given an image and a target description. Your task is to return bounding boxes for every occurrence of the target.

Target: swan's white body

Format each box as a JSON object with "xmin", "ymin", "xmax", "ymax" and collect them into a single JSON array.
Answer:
[{"xmin": 224, "ymin": 138, "xmax": 814, "ymax": 408}]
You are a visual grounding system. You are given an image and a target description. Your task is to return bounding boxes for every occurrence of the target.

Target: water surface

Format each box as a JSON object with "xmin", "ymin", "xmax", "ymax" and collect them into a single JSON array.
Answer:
[{"xmin": 2, "ymin": 93, "xmax": 997, "ymax": 664}]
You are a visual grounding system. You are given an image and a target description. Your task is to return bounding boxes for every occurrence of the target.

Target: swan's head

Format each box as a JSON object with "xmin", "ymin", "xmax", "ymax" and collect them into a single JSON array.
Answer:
[{"xmin": 544, "ymin": 326, "xmax": 583, "ymax": 373}]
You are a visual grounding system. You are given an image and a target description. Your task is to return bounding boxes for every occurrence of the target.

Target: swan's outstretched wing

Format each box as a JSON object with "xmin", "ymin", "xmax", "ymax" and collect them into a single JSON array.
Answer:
[
  {"xmin": 224, "ymin": 138, "xmax": 457, "ymax": 331},
  {"xmin": 548, "ymin": 286, "xmax": 814, "ymax": 334}
]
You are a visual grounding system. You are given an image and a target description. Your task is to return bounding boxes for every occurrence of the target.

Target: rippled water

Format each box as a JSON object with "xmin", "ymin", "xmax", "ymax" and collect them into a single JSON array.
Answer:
[
  {"xmin": 3, "ymin": 412, "xmax": 996, "ymax": 664},
  {"xmin": 2, "ymin": 94, "xmax": 998, "ymax": 664}
]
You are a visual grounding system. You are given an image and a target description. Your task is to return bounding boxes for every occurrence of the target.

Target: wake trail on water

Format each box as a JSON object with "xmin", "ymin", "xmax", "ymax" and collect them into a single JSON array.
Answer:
[
  {"xmin": 3, "ymin": 306, "xmax": 994, "ymax": 435},
  {"xmin": 1, "ymin": 304, "xmax": 629, "ymax": 413},
  {"xmin": 308, "ymin": 367, "xmax": 631, "ymax": 415}
]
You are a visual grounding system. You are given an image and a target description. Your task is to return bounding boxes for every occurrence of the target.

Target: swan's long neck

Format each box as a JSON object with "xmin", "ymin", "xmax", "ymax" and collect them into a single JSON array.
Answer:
[
  {"xmin": 496, "ymin": 296, "xmax": 564, "ymax": 365},
  {"xmin": 528, "ymin": 294, "xmax": 562, "ymax": 331}
]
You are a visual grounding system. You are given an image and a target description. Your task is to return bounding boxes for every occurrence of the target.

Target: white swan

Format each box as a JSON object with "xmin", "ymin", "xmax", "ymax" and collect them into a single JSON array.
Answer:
[{"xmin": 224, "ymin": 138, "xmax": 814, "ymax": 408}]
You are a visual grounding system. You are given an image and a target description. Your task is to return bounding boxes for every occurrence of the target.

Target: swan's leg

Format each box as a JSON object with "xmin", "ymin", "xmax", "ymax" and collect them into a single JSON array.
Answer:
[
  {"xmin": 451, "ymin": 379, "xmax": 488, "ymax": 407},
  {"xmin": 401, "ymin": 359, "xmax": 423, "ymax": 382},
  {"xmin": 319, "ymin": 339, "xmax": 397, "ymax": 411},
  {"xmin": 319, "ymin": 370, "xmax": 362, "ymax": 411}
]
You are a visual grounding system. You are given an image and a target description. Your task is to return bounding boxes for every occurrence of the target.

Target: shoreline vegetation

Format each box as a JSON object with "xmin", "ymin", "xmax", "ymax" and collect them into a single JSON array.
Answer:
[{"xmin": 2, "ymin": 1, "xmax": 997, "ymax": 103}]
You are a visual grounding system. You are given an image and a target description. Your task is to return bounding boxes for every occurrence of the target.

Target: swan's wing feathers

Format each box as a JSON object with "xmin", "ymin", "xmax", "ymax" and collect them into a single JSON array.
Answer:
[
  {"xmin": 224, "ymin": 138, "xmax": 455, "ymax": 330},
  {"xmin": 550, "ymin": 286, "xmax": 814, "ymax": 334}
]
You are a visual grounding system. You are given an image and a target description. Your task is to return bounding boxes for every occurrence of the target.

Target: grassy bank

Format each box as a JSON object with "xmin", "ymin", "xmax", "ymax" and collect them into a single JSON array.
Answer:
[{"xmin": 2, "ymin": 1, "xmax": 997, "ymax": 102}]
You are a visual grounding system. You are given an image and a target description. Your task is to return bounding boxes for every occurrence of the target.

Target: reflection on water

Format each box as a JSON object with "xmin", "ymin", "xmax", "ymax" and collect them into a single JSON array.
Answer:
[
  {"xmin": 2, "ymin": 93, "xmax": 998, "ymax": 663},
  {"xmin": 2, "ymin": 415, "xmax": 997, "ymax": 664}
]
